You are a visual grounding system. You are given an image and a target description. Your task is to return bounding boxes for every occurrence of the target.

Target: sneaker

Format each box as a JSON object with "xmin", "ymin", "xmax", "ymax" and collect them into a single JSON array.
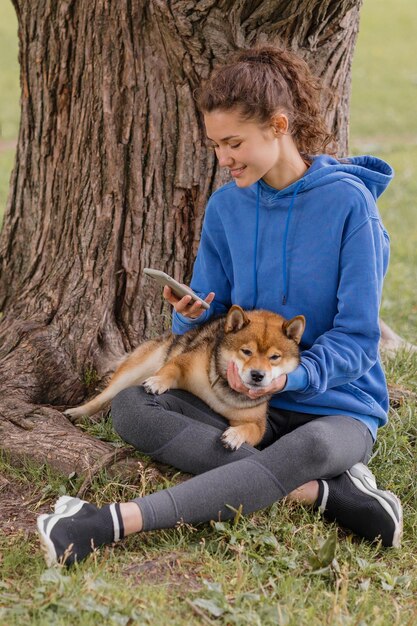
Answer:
[
  {"xmin": 37, "ymin": 496, "xmax": 124, "ymax": 566},
  {"xmin": 318, "ymin": 463, "xmax": 403, "ymax": 547}
]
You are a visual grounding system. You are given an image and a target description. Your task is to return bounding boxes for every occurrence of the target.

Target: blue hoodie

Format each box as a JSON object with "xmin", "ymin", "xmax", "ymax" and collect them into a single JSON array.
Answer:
[{"xmin": 172, "ymin": 155, "xmax": 393, "ymax": 440}]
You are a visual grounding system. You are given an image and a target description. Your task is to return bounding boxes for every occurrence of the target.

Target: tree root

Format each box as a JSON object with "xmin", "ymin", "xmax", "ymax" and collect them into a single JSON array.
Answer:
[
  {"xmin": 387, "ymin": 383, "xmax": 417, "ymax": 409},
  {"xmin": 0, "ymin": 398, "xmax": 117, "ymax": 475},
  {"xmin": 380, "ymin": 320, "xmax": 417, "ymax": 356},
  {"xmin": 76, "ymin": 446, "xmax": 136, "ymax": 498}
]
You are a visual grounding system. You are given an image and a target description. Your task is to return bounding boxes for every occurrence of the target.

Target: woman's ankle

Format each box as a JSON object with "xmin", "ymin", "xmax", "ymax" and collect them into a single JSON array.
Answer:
[
  {"xmin": 120, "ymin": 502, "xmax": 144, "ymax": 535},
  {"xmin": 287, "ymin": 480, "xmax": 319, "ymax": 505}
]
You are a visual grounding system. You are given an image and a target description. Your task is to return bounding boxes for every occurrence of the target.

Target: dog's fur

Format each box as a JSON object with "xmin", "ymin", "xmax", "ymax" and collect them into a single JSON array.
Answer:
[{"xmin": 65, "ymin": 306, "xmax": 305, "ymax": 450}]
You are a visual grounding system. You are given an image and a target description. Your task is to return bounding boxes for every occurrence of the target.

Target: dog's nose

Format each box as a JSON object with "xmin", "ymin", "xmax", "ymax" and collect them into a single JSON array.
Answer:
[{"xmin": 250, "ymin": 370, "xmax": 265, "ymax": 383}]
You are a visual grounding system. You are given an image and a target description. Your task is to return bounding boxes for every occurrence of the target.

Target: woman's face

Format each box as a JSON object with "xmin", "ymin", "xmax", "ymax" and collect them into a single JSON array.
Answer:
[{"xmin": 204, "ymin": 108, "xmax": 284, "ymax": 188}]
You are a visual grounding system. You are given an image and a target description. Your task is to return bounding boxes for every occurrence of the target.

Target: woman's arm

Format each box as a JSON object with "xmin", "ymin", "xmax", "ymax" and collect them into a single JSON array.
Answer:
[
  {"xmin": 171, "ymin": 200, "xmax": 232, "ymax": 335},
  {"xmin": 287, "ymin": 208, "xmax": 389, "ymax": 397}
]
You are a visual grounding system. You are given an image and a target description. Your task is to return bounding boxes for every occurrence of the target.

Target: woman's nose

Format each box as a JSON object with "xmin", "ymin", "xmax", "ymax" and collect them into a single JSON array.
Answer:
[{"xmin": 216, "ymin": 148, "xmax": 233, "ymax": 167}]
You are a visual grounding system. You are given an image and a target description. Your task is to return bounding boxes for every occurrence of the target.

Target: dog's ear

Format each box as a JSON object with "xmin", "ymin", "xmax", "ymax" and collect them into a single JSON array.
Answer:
[
  {"xmin": 283, "ymin": 315, "xmax": 305, "ymax": 344},
  {"xmin": 224, "ymin": 305, "xmax": 250, "ymax": 333}
]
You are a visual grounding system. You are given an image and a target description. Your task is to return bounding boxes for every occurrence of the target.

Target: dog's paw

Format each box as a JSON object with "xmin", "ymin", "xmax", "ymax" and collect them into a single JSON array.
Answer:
[
  {"xmin": 221, "ymin": 427, "xmax": 246, "ymax": 451},
  {"xmin": 64, "ymin": 407, "xmax": 84, "ymax": 418},
  {"xmin": 143, "ymin": 376, "xmax": 170, "ymax": 395}
]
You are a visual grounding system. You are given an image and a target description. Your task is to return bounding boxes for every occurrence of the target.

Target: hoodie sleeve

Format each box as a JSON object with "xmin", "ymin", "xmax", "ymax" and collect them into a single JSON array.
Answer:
[
  {"xmin": 172, "ymin": 198, "xmax": 232, "ymax": 335},
  {"xmin": 285, "ymin": 190, "xmax": 390, "ymax": 397}
]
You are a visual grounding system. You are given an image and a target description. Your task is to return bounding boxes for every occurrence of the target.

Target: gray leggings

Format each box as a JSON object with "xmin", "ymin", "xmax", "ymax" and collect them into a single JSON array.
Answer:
[{"xmin": 111, "ymin": 387, "xmax": 373, "ymax": 531}]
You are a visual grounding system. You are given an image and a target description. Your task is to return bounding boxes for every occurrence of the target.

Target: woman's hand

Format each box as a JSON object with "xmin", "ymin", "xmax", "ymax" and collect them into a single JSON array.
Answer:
[
  {"xmin": 163, "ymin": 285, "xmax": 215, "ymax": 319},
  {"xmin": 227, "ymin": 361, "xmax": 287, "ymax": 398}
]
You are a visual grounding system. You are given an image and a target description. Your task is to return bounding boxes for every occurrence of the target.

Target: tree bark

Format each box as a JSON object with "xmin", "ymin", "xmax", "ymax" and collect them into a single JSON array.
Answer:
[{"xmin": 0, "ymin": 0, "xmax": 372, "ymax": 474}]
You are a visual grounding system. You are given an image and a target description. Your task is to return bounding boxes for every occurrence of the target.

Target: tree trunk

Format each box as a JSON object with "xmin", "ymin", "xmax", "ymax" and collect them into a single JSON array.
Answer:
[{"xmin": 0, "ymin": 0, "xmax": 367, "ymax": 474}]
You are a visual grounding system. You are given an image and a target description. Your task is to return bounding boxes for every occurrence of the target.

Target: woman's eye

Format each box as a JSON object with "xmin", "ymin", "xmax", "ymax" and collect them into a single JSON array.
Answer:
[
  {"xmin": 230, "ymin": 143, "xmax": 241, "ymax": 149},
  {"xmin": 270, "ymin": 355, "xmax": 281, "ymax": 361},
  {"xmin": 241, "ymin": 348, "xmax": 252, "ymax": 356}
]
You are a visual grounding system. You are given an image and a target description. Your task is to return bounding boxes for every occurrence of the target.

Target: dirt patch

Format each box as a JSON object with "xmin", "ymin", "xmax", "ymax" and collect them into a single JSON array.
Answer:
[
  {"xmin": 122, "ymin": 551, "xmax": 204, "ymax": 592},
  {"xmin": 0, "ymin": 473, "xmax": 50, "ymax": 536}
]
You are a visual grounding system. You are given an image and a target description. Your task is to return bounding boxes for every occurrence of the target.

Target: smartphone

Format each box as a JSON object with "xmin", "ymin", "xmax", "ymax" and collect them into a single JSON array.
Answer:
[{"xmin": 143, "ymin": 268, "xmax": 211, "ymax": 310}]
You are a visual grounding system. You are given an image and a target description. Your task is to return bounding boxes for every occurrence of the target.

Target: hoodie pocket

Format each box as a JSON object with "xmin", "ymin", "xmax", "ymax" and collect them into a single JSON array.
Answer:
[{"xmin": 340, "ymin": 383, "xmax": 375, "ymax": 409}]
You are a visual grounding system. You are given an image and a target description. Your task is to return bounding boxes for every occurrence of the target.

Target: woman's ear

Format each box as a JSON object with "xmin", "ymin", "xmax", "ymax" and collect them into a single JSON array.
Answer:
[{"xmin": 271, "ymin": 113, "xmax": 289, "ymax": 136}]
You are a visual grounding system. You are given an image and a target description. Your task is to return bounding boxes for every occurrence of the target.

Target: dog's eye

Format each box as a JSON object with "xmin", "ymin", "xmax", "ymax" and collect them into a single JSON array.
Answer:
[
  {"xmin": 270, "ymin": 354, "xmax": 281, "ymax": 361},
  {"xmin": 241, "ymin": 348, "xmax": 252, "ymax": 356}
]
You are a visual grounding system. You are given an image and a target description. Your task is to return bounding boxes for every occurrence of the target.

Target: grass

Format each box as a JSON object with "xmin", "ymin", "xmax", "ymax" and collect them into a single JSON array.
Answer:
[
  {"xmin": 349, "ymin": 0, "xmax": 417, "ymax": 342},
  {"xmin": 0, "ymin": 0, "xmax": 18, "ymax": 217},
  {"xmin": 1, "ymin": 394, "xmax": 416, "ymax": 626},
  {"xmin": 1, "ymin": 0, "xmax": 417, "ymax": 624}
]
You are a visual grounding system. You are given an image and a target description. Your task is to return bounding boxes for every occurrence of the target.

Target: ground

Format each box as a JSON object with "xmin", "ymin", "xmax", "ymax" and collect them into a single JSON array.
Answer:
[{"xmin": 0, "ymin": 471, "xmax": 50, "ymax": 537}]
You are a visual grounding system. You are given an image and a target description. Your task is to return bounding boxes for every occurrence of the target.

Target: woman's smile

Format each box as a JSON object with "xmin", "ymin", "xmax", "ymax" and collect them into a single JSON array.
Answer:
[{"xmin": 230, "ymin": 165, "xmax": 247, "ymax": 177}]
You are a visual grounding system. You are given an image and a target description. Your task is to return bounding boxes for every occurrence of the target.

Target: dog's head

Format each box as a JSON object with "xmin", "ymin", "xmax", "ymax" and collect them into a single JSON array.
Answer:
[{"xmin": 222, "ymin": 305, "xmax": 305, "ymax": 390}]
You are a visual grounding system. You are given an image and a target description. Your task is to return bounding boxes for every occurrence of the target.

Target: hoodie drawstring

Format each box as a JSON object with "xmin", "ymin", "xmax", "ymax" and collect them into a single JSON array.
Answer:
[
  {"xmin": 282, "ymin": 180, "xmax": 303, "ymax": 305},
  {"xmin": 253, "ymin": 180, "xmax": 303, "ymax": 309},
  {"xmin": 252, "ymin": 183, "xmax": 260, "ymax": 309}
]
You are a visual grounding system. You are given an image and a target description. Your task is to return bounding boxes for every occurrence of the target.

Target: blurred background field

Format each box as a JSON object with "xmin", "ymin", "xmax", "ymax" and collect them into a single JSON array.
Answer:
[
  {"xmin": 349, "ymin": 0, "xmax": 417, "ymax": 342},
  {"xmin": 0, "ymin": 0, "xmax": 19, "ymax": 220}
]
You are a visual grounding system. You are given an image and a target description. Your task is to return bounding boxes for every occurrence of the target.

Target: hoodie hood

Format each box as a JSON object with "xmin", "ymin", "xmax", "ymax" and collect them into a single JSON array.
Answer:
[
  {"xmin": 256, "ymin": 154, "xmax": 393, "ymax": 306},
  {"xmin": 258, "ymin": 154, "xmax": 393, "ymax": 201}
]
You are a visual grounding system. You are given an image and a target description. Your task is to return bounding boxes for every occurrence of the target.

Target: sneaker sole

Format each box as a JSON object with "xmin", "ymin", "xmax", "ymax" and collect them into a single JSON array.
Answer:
[
  {"xmin": 347, "ymin": 463, "xmax": 403, "ymax": 548},
  {"xmin": 37, "ymin": 496, "xmax": 87, "ymax": 566}
]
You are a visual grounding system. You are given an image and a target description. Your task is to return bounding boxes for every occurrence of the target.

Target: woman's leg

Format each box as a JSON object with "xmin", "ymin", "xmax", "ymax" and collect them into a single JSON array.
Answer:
[
  {"xmin": 119, "ymin": 411, "xmax": 401, "ymax": 547},
  {"xmin": 111, "ymin": 386, "xmax": 276, "ymax": 474},
  {"xmin": 37, "ymin": 398, "xmax": 402, "ymax": 565},
  {"xmin": 133, "ymin": 414, "xmax": 372, "ymax": 531}
]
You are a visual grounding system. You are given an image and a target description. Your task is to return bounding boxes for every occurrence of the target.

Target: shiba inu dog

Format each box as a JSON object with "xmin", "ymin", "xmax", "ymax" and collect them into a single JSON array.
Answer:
[{"xmin": 65, "ymin": 306, "xmax": 305, "ymax": 450}]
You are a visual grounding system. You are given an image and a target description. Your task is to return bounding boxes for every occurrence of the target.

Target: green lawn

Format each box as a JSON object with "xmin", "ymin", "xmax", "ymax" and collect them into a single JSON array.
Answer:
[
  {"xmin": 350, "ymin": 0, "xmax": 417, "ymax": 342},
  {"xmin": 0, "ymin": 0, "xmax": 19, "ymax": 216},
  {"xmin": 1, "ymin": 0, "xmax": 417, "ymax": 624}
]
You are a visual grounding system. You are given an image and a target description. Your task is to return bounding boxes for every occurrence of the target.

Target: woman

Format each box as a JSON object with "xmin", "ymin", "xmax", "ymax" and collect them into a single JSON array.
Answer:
[{"xmin": 37, "ymin": 46, "xmax": 402, "ymax": 566}]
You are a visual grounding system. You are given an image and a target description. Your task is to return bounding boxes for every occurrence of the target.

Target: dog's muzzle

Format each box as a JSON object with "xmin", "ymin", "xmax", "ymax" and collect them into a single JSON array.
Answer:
[
  {"xmin": 250, "ymin": 370, "xmax": 266, "ymax": 385},
  {"xmin": 248, "ymin": 370, "xmax": 266, "ymax": 387}
]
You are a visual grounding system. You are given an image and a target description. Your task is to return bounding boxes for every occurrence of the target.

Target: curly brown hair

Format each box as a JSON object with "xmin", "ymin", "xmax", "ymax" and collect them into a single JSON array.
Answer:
[{"xmin": 197, "ymin": 45, "xmax": 336, "ymax": 155}]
